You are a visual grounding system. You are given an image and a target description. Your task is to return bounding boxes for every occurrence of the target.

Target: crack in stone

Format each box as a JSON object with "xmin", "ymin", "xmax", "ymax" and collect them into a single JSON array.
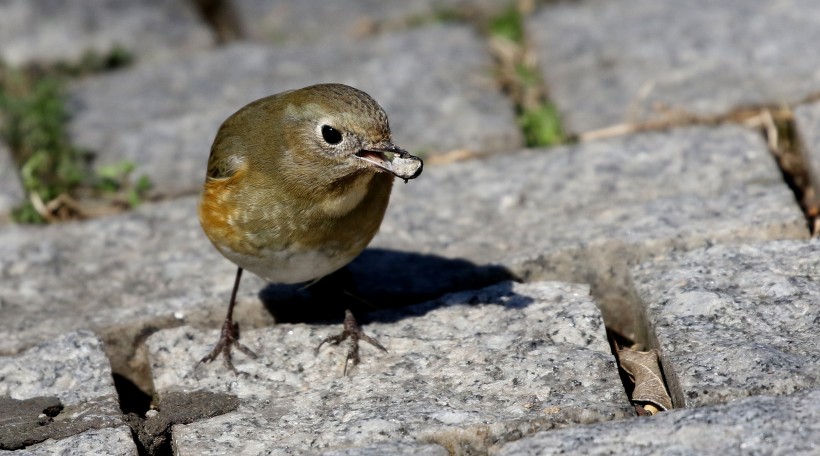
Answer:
[{"xmin": 124, "ymin": 390, "xmax": 239, "ymax": 456}]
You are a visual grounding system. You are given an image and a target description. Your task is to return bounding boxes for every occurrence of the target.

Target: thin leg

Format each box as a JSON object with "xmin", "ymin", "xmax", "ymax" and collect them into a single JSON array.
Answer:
[
  {"xmin": 197, "ymin": 267, "xmax": 258, "ymax": 374},
  {"xmin": 315, "ymin": 309, "xmax": 387, "ymax": 376}
]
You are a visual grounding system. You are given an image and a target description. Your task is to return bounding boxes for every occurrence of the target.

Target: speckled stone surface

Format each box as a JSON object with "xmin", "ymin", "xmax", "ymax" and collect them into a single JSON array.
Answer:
[
  {"xmin": 495, "ymin": 387, "xmax": 820, "ymax": 455},
  {"xmin": 529, "ymin": 0, "xmax": 820, "ymax": 134},
  {"xmin": 631, "ymin": 240, "xmax": 820, "ymax": 408},
  {"xmin": 1, "ymin": 427, "xmax": 137, "ymax": 456},
  {"xmin": 381, "ymin": 125, "xmax": 801, "ymax": 260},
  {"xmin": 318, "ymin": 442, "xmax": 448, "ymax": 456},
  {"xmin": 0, "ymin": 0, "xmax": 212, "ymax": 66},
  {"xmin": 67, "ymin": 24, "xmax": 521, "ymax": 196},
  {"xmin": 0, "ymin": 331, "xmax": 120, "ymax": 413},
  {"xmin": 148, "ymin": 282, "xmax": 631, "ymax": 455},
  {"xmin": 0, "ymin": 331, "xmax": 134, "ymax": 453}
]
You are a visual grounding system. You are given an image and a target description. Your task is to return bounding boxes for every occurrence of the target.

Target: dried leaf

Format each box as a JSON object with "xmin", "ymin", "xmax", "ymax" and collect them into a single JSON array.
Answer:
[{"xmin": 619, "ymin": 347, "xmax": 672, "ymax": 413}]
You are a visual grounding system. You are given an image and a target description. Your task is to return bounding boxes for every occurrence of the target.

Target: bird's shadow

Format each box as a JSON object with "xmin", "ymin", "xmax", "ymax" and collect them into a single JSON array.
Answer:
[{"xmin": 258, "ymin": 248, "xmax": 529, "ymax": 325}]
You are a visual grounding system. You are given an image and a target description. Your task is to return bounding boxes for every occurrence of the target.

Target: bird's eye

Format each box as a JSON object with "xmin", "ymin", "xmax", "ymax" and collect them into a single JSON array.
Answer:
[{"xmin": 321, "ymin": 125, "xmax": 343, "ymax": 145}]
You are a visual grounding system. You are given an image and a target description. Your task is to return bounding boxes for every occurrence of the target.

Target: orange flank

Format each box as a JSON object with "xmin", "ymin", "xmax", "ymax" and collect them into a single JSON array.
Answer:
[{"xmin": 198, "ymin": 166, "xmax": 260, "ymax": 258}]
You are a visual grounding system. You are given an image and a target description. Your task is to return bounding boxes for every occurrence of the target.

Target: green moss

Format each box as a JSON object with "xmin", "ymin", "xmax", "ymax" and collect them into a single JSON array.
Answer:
[
  {"xmin": 489, "ymin": 5, "xmax": 524, "ymax": 44},
  {"xmin": 519, "ymin": 102, "xmax": 564, "ymax": 147}
]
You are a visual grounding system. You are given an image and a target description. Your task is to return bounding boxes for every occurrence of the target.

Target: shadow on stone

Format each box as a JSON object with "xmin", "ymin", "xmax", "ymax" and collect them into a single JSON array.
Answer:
[{"xmin": 259, "ymin": 248, "xmax": 519, "ymax": 324}]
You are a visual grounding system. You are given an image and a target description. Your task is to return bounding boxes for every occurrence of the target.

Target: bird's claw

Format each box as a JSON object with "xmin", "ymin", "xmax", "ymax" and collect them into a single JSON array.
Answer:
[
  {"xmin": 315, "ymin": 309, "xmax": 387, "ymax": 376},
  {"xmin": 197, "ymin": 319, "xmax": 258, "ymax": 375}
]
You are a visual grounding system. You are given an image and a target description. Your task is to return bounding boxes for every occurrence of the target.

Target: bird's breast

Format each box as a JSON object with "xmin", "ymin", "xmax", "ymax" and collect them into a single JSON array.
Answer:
[{"xmin": 199, "ymin": 172, "xmax": 393, "ymax": 284}]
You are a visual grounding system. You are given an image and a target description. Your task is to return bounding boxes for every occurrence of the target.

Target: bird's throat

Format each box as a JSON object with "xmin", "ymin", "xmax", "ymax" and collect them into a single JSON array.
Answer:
[{"xmin": 319, "ymin": 172, "xmax": 376, "ymax": 217}]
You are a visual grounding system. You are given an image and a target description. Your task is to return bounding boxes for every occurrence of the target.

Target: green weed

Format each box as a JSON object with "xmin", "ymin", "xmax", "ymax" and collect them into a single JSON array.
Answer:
[
  {"xmin": 0, "ymin": 48, "xmax": 149, "ymax": 224},
  {"xmin": 490, "ymin": 5, "xmax": 524, "ymax": 44},
  {"xmin": 487, "ymin": 3, "xmax": 566, "ymax": 147},
  {"xmin": 0, "ymin": 68, "xmax": 83, "ymax": 222},
  {"xmin": 519, "ymin": 103, "xmax": 564, "ymax": 147},
  {"xmin": 95, "ymin": 161, "xmax": 153, "ymax": 208}
]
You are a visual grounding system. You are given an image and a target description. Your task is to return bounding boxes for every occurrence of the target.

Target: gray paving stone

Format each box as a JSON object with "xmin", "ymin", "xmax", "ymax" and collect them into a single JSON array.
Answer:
[
  {"xmin": 529, "ymin": 0, "xmax": 820, "ymax": 134},
  {"xmin": 67, "ymin": 24, "xmax": 521, "ymax": 196},
  {"xmin": 148, "ymin": 282, "xmax": 630, "ymax": 455},
  {"xmin": 0, "ymin": 0, "xmax": 212, "ymax": 66},
  {"xmin": 382, "ymin": 125, "xmax": 793, "ymax": 257},
  {"xmin": 631, "ymin": 240, "xmax": 820, "ymax": 408},
  {"xmin": 495, "ymin": 387, "xmax": 820, "ymax": 456},
  {"xmin": 0, "ymin": 331, "xmax": 134, "ymax": 453},
  {"xmin": 793, "ymin": 101, "xmax": 820, "ymax": 208},
  {"xmin": 0, "ymin": 144, "xmax": 23, "ymax": 221},
  {"xmin": 233, "ymin": 0, "xmax": 500, "ymax": 45},
  {"xmin": 3, "ymin": 427, "xmax": 137, "ymax": 456},
  {"xmin": 319, "ymin": 442, "xmax": 448, "ymax": 456}
]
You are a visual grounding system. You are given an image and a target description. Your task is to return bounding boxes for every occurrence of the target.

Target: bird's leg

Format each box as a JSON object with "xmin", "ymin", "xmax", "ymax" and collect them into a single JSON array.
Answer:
[
  {"xmin": 198, "ymin": 267, "xmax": 258, "ymax": 374},
  {"xmin": 315, "ymin": 309, "xmax": 387, "ymax": 376}
]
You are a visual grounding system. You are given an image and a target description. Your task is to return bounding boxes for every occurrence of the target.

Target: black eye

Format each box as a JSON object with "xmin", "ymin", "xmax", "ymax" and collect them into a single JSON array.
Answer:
[{"xmin": 321, "ymin": 125, "xmax": 343, "ymax": 145}]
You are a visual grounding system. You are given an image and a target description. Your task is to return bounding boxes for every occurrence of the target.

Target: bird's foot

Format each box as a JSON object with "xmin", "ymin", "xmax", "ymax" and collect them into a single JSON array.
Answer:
[
  {"xmin": 197, "ymin": 319, "xmax": 258, "ymax": 375},
  {"xmin": 315, "ymin": 309, "xmax": 387, "ymax": 376}
]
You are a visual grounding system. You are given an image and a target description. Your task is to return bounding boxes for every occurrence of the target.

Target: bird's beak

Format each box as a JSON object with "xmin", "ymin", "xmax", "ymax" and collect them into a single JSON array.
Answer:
[{"xmin": 355, "ymin": 145, "xmax": 423, "ymax": 181}]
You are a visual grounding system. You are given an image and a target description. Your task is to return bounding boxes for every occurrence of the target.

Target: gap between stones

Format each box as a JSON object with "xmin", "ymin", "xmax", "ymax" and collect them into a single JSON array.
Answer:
[
  {"xmin": 540, "ymin": 103, "xmax": 820, "ymax": 410},
  {"xmin": 479, "ymin": 2, "xmax": 665, "ymax": 414},
  {"xmin": 489, "ymin": 2, "xmax": 819, "ymax": 410},
  {"xmin": 102, "ymin": 318, "xmax": 243, "ymax": 456}
]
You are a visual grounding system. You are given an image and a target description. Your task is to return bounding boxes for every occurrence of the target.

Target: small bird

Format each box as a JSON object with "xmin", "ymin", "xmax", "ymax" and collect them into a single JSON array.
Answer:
[{"xmin": 197, "ymin": 83, "xmax": 423, "ymax": 374}]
